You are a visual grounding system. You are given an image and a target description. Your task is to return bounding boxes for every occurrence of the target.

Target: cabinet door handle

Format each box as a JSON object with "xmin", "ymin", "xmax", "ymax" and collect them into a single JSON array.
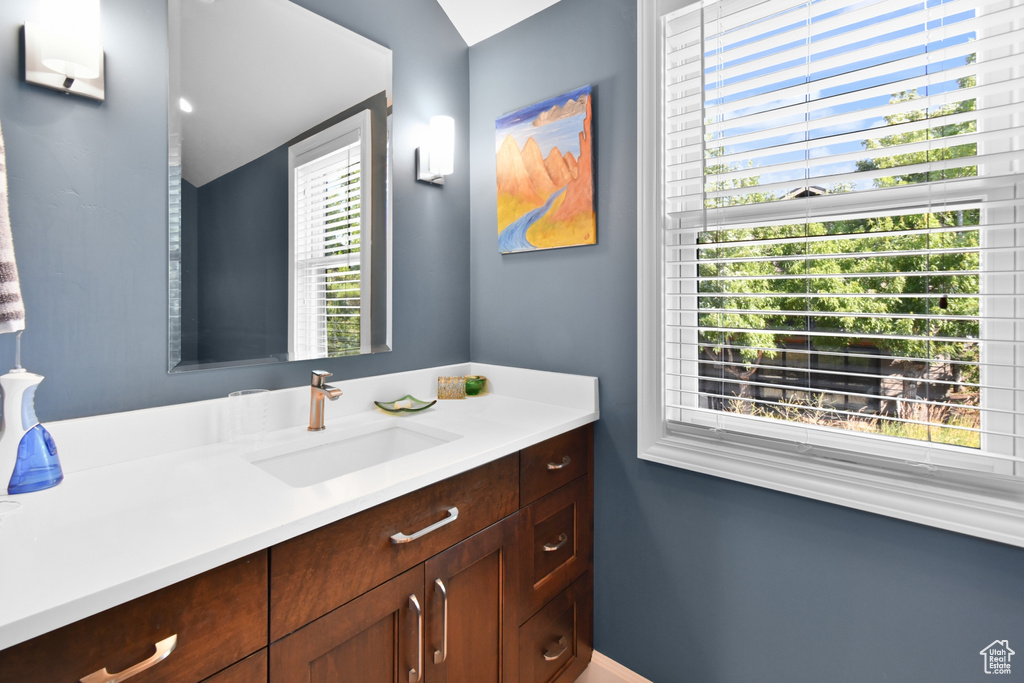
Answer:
[
  {"xmin": 408, "ymin": 594, "xmax": 423, "ymax": 683},
  {"xmin": 79, "ymin": 634, "xmax": 178, "ymax": 683},
  {"xmin": 543, "ymin": 636, "xmax": 569, "ymax": 662},
  {"xmin": 433, "ymin": 578, "xmax": 448, "ymax": 664},
  {"xmin": 391, "ymin": 507, "xmax": 459, "ymax": 544},
  {"xmin": 543, "ymin": 533, "xmax": 569, "ymax": 553},
  {"xmin": 547, "ymin": 455, "xmax": 571, "ymax": 470}
]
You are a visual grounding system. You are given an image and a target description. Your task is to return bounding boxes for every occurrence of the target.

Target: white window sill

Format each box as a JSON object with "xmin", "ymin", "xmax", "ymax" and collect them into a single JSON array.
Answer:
[{"xmin": 640, "ymin": 433, "xmax": 1024, "ymax": 548}]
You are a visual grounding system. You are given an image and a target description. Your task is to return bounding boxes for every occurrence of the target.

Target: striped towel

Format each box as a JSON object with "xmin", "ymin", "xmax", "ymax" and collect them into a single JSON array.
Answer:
[{"xmin": 0, "ymin": 120, "xmax": 25, "ymax": 334}]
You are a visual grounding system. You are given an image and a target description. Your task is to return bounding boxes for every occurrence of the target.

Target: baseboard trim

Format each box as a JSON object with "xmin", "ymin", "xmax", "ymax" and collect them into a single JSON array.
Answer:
[{"xmin": 577, "ymin": 650, "xmax": 653, "ymax": 683}]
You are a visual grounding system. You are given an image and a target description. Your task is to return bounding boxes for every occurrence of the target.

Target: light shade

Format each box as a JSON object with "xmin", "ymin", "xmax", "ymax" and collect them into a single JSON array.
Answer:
[
  {"xmin": 416, "ymin": 115, "xmax": 455, "ymax": 186},
  {"xmin": 428, "ymin": 116, "xmax": 455, "ymax": 177},
  {"xmin": 39, "ymin": 29, "xmax": 101, "ymax": 81},
  {"xmin": 23, "ymin": 0, "xmax": 104, "ymax": 101}
]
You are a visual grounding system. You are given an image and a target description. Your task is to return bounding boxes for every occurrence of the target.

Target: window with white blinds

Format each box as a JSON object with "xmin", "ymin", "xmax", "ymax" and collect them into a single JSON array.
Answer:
[
  {"xmin": 289, "ymin": 111, "xmax": 372, "ymax": 360},
  {"xmin": 647, "ymin": 0, "xmax": 1024, "ymax": 480}
]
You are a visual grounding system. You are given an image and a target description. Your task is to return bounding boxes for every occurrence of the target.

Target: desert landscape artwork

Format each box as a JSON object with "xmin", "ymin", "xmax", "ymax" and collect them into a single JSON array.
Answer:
[{"xmin": 495, "ymin": 85, "xmax": 594, "ymax": 254}]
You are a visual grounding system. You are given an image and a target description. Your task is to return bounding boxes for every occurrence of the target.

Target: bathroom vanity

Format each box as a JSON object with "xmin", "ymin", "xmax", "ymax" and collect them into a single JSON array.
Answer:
[{"xmin": 0, "ymin": 364, "xmax": 597, "ymax": 683}]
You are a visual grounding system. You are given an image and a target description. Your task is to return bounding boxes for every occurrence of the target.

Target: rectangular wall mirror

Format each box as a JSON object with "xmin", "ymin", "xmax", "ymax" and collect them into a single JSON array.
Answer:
[{"xmin": 167, "ymin": 0, "xmax": 392, "ymax": 372}]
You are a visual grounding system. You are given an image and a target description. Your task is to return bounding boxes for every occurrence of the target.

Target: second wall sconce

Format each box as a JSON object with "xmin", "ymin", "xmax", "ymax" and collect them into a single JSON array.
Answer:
[
  {"xmin": 24, "ymin": 0, "xmax": 105, "ymax": 101},
  {"xmin": 417, "ymin": 115, "xmax": 455, "ymax": 186}
]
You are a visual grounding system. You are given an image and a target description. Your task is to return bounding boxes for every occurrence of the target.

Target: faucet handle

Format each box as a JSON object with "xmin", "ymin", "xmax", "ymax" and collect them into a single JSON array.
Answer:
[{"xmin": 311, "ymin": 370, "xmax": 332, "ymax": 388}]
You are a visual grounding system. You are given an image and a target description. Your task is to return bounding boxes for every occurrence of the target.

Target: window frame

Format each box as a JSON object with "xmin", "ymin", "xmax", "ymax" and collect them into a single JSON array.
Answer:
[
  {"xmin": 636, "ymin": 0, "xmax": 1024, "ymax": 548},
  {"xmin": 288, "ymin": 110, "xmax": 373, "ymax": 360}
]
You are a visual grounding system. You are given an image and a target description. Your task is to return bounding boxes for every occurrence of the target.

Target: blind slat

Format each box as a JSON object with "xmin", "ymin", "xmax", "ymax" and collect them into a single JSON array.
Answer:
[
  {"xmin": 667, "ymin": 340, "xmax": 1016, "ymax": 369},
  {"xmin": 669, "ymin": 177, "xmax": 1023, "ymax": 227}
]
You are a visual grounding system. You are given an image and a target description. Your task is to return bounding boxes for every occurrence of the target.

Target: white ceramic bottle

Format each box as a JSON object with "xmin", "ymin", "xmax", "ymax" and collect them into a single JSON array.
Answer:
[{"xmin": 0, "ymin": 367, "xmax": 62, "ymax": 495}]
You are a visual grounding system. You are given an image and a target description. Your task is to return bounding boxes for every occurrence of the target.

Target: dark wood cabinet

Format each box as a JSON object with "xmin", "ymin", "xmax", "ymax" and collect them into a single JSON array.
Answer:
[
  {"xmin": 0, "ymin": 424, "xmax": 594, "ymax": 683},
  {"xmin": 424, "ymin": 515, "xmax": 519, "ymax": 683},
  {"xmin": 519, "ymin": 572, "xmax": 593, "ymax": 683},
  {"xmin": 201, "ymin": 649, "xmax": 267, "ymax": 683},
  {"xmin": 0, "ymin": 552, "xmax": 268, "ymax": 683},
  {"xmin": 271, "ymin": 455, "xmax": 519, "ymax": 641},
  {"xmin": 268, "ymin": 423, "xmax": 593, "ymax": 683},
  {"xmin": 518, "ymin": 476, "xmax": 592, "ymax": 621},
  {"xmin": 270, "ymin": 566, "xmax": 425, "ymax": 683},
  {"xmin": 520, "ymin": 427, "xmax": 590, "ymax": 507},
  {"xmin": 273, "ymin": 516, "xmax": 522, "ymax": 683}
]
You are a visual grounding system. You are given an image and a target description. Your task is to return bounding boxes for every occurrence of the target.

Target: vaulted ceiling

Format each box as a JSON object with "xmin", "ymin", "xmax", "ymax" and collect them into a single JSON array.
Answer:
[{"xmin": 435, "ymin": 0, "xmax": 563, "ymax": 46}]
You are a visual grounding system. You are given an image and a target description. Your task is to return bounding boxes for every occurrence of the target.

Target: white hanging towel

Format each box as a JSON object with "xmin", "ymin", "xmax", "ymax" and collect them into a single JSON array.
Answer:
[{"xmin": 0, "ymin": 120, "xmax": 25, "ymax": 334}]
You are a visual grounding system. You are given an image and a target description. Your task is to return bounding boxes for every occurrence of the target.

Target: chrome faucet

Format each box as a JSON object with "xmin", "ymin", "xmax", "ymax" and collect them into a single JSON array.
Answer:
[{"xmin": 308, "ymin": 370, "xmax": 343, "ymax": 431}]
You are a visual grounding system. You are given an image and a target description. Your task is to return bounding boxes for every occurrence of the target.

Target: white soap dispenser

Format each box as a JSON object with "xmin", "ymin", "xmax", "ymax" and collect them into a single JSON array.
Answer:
[{"xmin": 0, "ymin": 333, "xmax": 62, "ymax": 495}]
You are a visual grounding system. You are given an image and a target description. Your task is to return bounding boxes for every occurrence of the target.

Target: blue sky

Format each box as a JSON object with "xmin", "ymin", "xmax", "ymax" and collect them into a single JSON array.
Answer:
[{"xmin": 495, "ymin": 85, "xmax": 591, "ymax": 159}]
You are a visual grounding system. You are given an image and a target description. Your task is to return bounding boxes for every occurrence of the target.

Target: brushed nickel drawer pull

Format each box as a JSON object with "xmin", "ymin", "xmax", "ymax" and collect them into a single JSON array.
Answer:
[
  {"xmin": 80, "ymin": 634, "xmax": 178, "ymax": 683},
  {"xmin": 543, "ymin": 533, "xmax": 569, "ymax": 553},
  {"xmin": 409, "ymin": 594, "xmax": 423, "ymax": 683},
  {"xmin": 543, "ymin": 636, "xmax": 569, "ymax": 662},
  {"xmin": 391, "ymin": 507, "xmax": 459, "ymax": 544},
  {"xmin": 547, "ymin": 455, "xmax": 571, "ymax": 470},
  {"xmin": 433, "ymin": 578, "xmax": 448, "ymax": 664}
]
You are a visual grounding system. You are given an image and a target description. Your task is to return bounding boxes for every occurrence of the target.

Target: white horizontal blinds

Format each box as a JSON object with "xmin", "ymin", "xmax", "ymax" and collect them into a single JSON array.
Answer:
[
  {"xmin": 293, "ymin": 131, "xmax": 363, "ymax": 361},
  {"xmin": 662, "ymin": 0, "xmax": 1024, "ymax": 472}
]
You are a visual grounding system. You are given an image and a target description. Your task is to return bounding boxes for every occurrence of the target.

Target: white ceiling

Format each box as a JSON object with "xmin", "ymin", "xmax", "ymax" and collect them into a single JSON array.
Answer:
[
  {"xmin": 173, "ymin": 0, "xmax": 560, "ymax": 186},
  {"xmin": 436, "ymin": 0, "xmax": 564, "ymax": 46},
  {"xmin": 175, "ymin": 0, "xmax": 391, "ymax": 187}
]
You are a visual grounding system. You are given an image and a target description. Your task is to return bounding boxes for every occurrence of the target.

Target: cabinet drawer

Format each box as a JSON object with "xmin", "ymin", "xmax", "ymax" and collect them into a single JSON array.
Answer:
[
  {"xmin": 270, "ymin": 454, "xmax": 519, "ymax": 640},
  {"xmin": 0, "ymin": 552, "xmax": 268, "ymax": 683},
  {"xmin": 518, "ymin": 571, "xmax": 593, "ymax": 683},
  {"xmin": 518, "ymin": 476, "xmax": 592, "ymax": 621},
  {"xmin": 520, "ymin": 425, "xmax": 591, "ymax": 507}
]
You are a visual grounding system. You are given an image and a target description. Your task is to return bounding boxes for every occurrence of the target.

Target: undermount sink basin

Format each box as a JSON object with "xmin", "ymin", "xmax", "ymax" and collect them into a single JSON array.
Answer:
[{"xmin": 249, "ymin": 422, "xmax": 461, "ymax": 488}]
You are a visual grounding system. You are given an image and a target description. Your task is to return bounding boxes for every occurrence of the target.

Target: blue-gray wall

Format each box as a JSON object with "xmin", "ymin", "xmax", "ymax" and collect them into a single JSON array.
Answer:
[
  {"xmin": 195, "ymin": 146, "xmax": 288, "ymax": 364},
  {"xmin": 467, "ymin": 1, "xmax": 1024, "ymax": 681},
  {"xmin": 0, "ymin": 0, "xmax": 470, "ymax": 420}
]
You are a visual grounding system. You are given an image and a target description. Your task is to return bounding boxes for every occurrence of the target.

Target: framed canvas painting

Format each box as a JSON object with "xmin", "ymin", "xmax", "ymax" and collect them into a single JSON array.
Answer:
[{"xmin": 495, "ymin": 85, "xmax": 594, "ymax": 254}]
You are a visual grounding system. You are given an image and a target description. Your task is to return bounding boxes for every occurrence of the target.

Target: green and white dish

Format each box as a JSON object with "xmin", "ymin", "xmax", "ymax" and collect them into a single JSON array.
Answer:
[{"xmin": 374, "ymin": 395, "xmax": 437, "ymax": 413}]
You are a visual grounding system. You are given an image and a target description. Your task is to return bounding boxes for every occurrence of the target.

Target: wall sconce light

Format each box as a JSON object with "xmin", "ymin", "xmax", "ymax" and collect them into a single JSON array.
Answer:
[
  {"xmin": 24, "ymin": 0, "xmax": 105, "ymax": 101},
  {"xmin": 417, "ymin": 115, "xmax": 455, "ymax": 186}
]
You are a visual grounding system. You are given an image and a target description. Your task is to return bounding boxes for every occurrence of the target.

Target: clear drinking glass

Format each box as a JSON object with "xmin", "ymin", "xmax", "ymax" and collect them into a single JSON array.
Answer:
[{"xmin": 228, "ymin": 389, "xmax": 269, "ymax": 443}]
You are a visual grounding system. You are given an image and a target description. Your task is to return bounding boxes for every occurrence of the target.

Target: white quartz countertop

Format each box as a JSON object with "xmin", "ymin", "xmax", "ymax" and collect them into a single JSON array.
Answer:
[{"xmin": 0, "ymin": 363, "xmax": 598, "ymax": 651}]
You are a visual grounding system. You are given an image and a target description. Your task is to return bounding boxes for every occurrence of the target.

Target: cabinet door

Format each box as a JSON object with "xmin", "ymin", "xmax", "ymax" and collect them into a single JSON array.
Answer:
[
  {"xmin": 424, "ymin": 516, "xmax": 519, "ymax": 683},
  {"xmin": 270, "ymin": 566, "xmax": 425, "ymax": 683}
]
